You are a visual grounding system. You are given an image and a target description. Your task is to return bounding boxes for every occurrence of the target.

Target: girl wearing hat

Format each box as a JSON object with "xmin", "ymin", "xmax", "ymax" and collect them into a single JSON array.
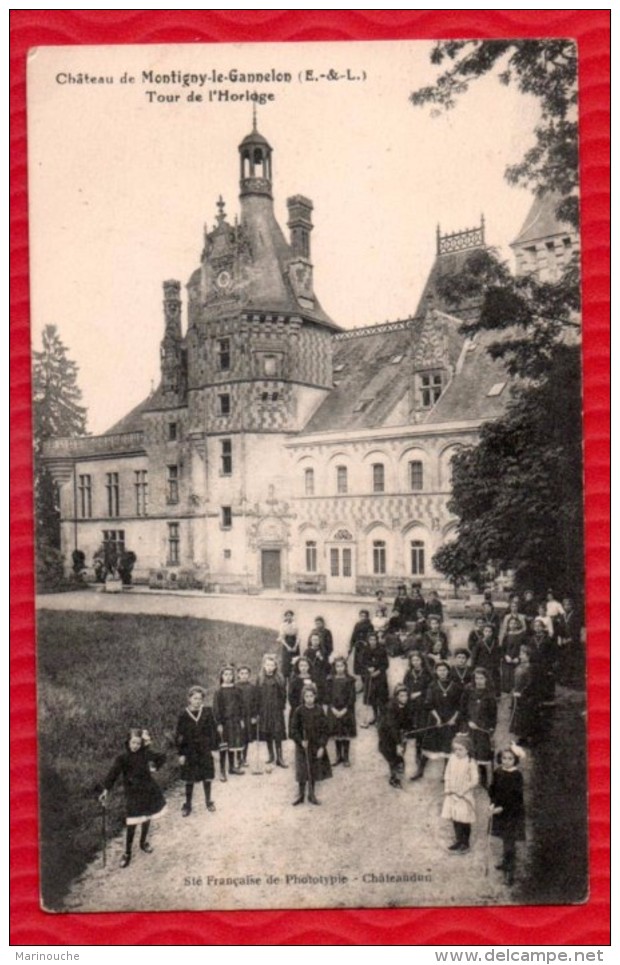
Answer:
[
  {"xmin": 461, "ymin": 667, "xmax": 498, "ymax": 788},
  {"xmin": 99, "ymin": 728, "xmax": 167, "ymax": 868},
  {"xmin": 441, "ymin": 734, "xmax": 479, "ymax": 854},
  {"xmin": 213, "ymin": 666, "xmax": 246, "ymax": 781},
  {"xmin": 289, "ymin": 682, "xmax": 332, "ymax": 805},
  {"xmin": 175, "ymin": 685, "xmax": 218, "ymax": 816},
  {"xmin": 489, "ymin": 744, "xmax": 526, "ymax": 885},
  {"xmin": 377, "ymin": 684, "xmax": 414, "ymax": 789}
]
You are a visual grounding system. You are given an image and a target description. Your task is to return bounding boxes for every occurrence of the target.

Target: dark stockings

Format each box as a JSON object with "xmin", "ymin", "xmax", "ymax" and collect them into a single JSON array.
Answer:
[
  {"xmin": 453, "ymin": 821, "xmax": 471, "ymax": 847},
  {"xmin": 125, "ymin": 821, "xmax": 150, "ymax": 856}
]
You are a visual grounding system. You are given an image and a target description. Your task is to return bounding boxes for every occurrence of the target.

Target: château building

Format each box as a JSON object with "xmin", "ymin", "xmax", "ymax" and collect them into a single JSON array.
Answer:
[{"xmin": 43, "ymin": 122, "xmax": 570, "ymax": 594}]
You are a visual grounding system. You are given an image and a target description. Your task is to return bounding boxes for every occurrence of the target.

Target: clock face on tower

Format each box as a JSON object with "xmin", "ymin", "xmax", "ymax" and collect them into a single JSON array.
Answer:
[{"xmin": 216, "ymin": 270, "xmax": 232, "ymax": 289}]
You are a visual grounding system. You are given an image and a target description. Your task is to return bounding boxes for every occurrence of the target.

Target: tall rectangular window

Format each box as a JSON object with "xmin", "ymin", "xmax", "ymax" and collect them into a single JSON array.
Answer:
[
  {"xmin": 168, "ymin": 422, "xmax": 178, "ymax": 441},
  {"xmin": 219, "ymin": 393, "xmax": 231, "ymax": 416},
  {"xmin": 420, "ymin": 372, "xmax": 443, "ymax": 408},
  {"xmin": 372, "ymin": 463, "xmax": 385, "ymax": 493},
  {"xmin": 409, "ymin": 460, "xmax": 424, "ymax": 491},
  {"xmin": 373, "ymin": 540, "xmax": 386, "ymax": 575},
  {"xmin": 105, "ymin": 472, "xmax": 119, "ymax": 518},
  {"xmin": 168, "ymin": 522, "xmax": 180, "ymax": 565},
  {"xmin": 221, "ymin": 506, "xmax": 232, "ymax": 529},
  {"xmin": 411, "ymin": 540, "xmax": 425, "ymax": 576},
  {"xmin": 304, "ymin": 468, "xmax": 315, "ymax": 496},
  {"xmin": 167, "ymin": 465, "xmax": 179, "ymax": 504},
  {"xmin": 342, "ymin": 547, "xmax": 352, "ymax": 578},
  {"xmin": 330, "ymin": 547, "xmax": 339, "ymax": 577},
  {"xmin": 336, "ymin": 465, "xmax": 348, "ymax": 494},
  {"xmin": 134, "ymin": 470, "xmax": 148, "ymax": 516},
  {"xmin": 218, "ymin": 338, "xmax": 231, "ymax": 371},
  {"xmin": 78, "ymin": 474, "xmax": 92, "ymax": 519},
  {"xmin": 221, "ymin": 439, "xmax": 232, "ymax": 475},
  {"xmin": 305, "ymin": 540, "xmax": 317, "ymax": 573}
]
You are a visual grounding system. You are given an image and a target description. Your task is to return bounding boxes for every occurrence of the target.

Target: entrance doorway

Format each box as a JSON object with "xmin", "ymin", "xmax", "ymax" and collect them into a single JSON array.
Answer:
[
  {"xmin": 325, "ymin": 541, "xmax": 356, "ymax": 594},
  {"xmin": 261, "ymin": 549, "xmax": 281, "ymax": 588}
]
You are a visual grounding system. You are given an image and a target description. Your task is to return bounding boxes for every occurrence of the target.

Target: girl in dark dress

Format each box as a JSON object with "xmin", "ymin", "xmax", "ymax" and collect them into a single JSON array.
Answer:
[
  {"xmin": 419, "ymin": 662, "xmax": 461, "ymax": 777},
  {"xmin": 324, "ymin": 656, "xmax": 357, "ymax": 766},
  {"xmin": 467, "ymin": 617, "xmax": 486, "ymax": 653},
  {"xmin": 360, "ymin": 631, "xmax": 389, "ymax": 726},
  {"xmin": 378, "ymin": 685, "xmax": 414, "ymax": 789},
  {"xmin": 304, "ymin": 631, "xmax": 329, "ymax": 702},
  {"xmin": 461, "ymin": 667, "xmax": 497, "ymax": 788},
  {"xmin": 213, "ymin": 666, "xmax": 245, "ymax": 781},
  {"xmin": 500, "ymin": 617, "xmax": 526, "ymax": 694},
  {"xmin": 403, "ymin": 649, "xmax": 432, "ymax": 780},
  {"xmin": 257, "ymin": 653, "xmax": 288, "ymax": 768},
  {"xmin": 529, "ymin": 619, "xmax": 557, "ymax": 704},
  {"xmin": 99, "ymin": 728, "xmax": 166, "ymax": 868},
  {"xmin": 470, "ymin": 623, "xmax": 502, "ymax": 696},
  {"xmin": 489, "ymin": 745, "xmax": 526, "ymax": 886},
  {"xmin": 289, "ymin": 682, "xmax": 332, "ymax": 805},
  {"xmin": 236, "ymin": 666, "xmax": 259, "ymax": 767},
  {"xmin": 348, "ymin": 609, "xmax": 374, "ymax": 676},
  {"xmin": 421, "ymin": 616, "xmax": 450, "ymax": 668},
  {"xmin": 510, "ymin": 644, "xmax": 537, "ymax": 745},
  {"xmin": 175, "ymin": 685, "xmax": 218, "ymax": 816},
  {"xmin": 288, "ymin": 656, "xmax": 315, "ymax": 734},
  {"xmin": 450, "ymin": 648, "xmax": 474, "ymax": 696}
]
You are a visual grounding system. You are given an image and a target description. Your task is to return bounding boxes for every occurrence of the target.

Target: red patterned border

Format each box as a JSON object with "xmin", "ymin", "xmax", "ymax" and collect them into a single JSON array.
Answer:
[{"xmin": 10, "ymin": 10, "xmax": 610, "ymax": 946}]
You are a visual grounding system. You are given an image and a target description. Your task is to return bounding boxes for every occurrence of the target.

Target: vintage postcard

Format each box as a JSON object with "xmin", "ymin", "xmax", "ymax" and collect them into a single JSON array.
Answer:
[{"xmin": 28, "ymin": 39, "xmax": 588, "ymax": 914}]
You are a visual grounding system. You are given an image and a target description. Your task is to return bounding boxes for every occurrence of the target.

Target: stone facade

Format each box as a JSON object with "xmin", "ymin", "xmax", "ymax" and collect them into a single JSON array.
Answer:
[{"xmin": 43, "ymin": 123, "xmax": 538, "ymax": 595}]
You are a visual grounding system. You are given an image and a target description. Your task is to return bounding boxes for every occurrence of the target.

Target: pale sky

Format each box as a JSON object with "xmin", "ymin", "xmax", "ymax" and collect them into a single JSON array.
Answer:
[{"xmin": 28, "ymin": 41, "xmax": 541, "ymax": 434}]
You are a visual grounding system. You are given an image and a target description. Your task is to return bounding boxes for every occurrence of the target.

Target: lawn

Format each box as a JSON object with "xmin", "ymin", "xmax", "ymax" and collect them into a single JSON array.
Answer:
[{"xmin": 36, "ymin": 610, "xmax": 276, "ymax": 910}]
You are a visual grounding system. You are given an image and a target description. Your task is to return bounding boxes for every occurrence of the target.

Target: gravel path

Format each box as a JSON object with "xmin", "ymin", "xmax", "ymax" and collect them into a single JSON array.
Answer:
[{"xmin": 40, "ymin": 591, "xmax": 522, "ymax": 912}]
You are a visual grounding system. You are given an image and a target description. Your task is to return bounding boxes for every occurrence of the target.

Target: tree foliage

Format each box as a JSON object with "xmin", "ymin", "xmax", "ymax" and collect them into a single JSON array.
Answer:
[
  {"xmin": 411, "ymin": 39, "xmax": 579, "ymax": 227},
  {"xmin": 32, "ymin": 325, "xmax": 87, "ymax": 562},
  {"xmin": 414, "ymin": 39, "xmax": 583, "ymax": 597},
  {"xmin": 430, "ymin": 246, "xmax": 583, "ymax": 595}
]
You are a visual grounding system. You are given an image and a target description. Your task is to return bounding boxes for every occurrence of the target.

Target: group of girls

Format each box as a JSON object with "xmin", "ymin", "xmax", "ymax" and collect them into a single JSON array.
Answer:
[{"xmin": 100, "ymin": 591, "xmax": 570, "ymax": 880}]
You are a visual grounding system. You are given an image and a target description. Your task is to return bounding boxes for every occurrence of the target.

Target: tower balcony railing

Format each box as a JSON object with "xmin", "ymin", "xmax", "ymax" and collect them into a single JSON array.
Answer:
[{"xmin": 42, "ymin": 430, "xmax": 145, "ymax": 459}]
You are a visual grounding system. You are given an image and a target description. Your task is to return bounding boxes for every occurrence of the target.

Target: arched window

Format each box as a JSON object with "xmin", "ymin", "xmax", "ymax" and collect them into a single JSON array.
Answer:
[
  {"xmin": 373, "ymin": 540, "xmax": 387, "ymax": 575},
  {"xmin": 372, "ymin": 463, "xmax": 385, "ymax": 494},
  {"xmin": 409, "ymin": 460, "xmax": 424, "ymax": 491},
  {"xmin": 336, "ymin": 465, "xmax": 348, "ymax": 495},
  {"xmin": 410, "ymin": 540, "xmax": 425, "ymax": 576},
  {"xmin": 304, "ymin": 467, "xmax": 315, "ymax": 496},
  {"xmin": 305, "ymin": 540, "xmax": 317, "ymax": 573}
]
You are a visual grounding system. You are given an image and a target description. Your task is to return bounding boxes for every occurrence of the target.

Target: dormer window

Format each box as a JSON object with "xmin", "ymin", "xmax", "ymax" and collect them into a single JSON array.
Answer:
[{"xmin": 419, "ymin": 371, "xmax": 443, "ymax": 408}]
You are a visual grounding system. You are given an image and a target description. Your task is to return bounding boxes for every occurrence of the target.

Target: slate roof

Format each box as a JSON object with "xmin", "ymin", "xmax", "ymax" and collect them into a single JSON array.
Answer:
[
  {"xmin": 511, "ymin": 193, "xmax": 572, "ymax": 246},
  {"xmin": 103, "ymin": 395, "xmax": 153, "ymax": 435},
  {"xmin": 303, "ymin": 321, "xmax": 420, "ymax": 433},
  {"xmin": 301, "ymin": 314, "xmax": 511, "ymax": 434},
  {"xmin": 413, "ymin": 247, "xmax": 484, "ymax": 322},
  {"xmin": 425, "ymin": 330, "xmax": 511, "ymax": 425}
]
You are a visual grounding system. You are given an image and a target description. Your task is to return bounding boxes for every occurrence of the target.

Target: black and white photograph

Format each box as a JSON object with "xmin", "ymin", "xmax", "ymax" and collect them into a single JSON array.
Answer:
[{"xmin": 28, "ymin": 39, "xmax": 587, "ymax": 913}]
